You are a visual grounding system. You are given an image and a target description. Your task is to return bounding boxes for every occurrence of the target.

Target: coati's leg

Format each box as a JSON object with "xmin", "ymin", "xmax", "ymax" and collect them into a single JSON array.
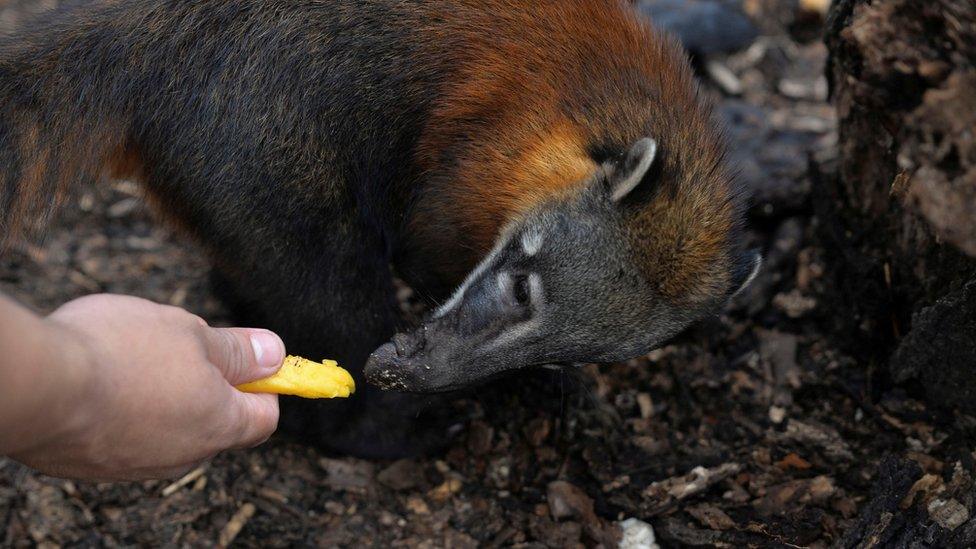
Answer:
[{"xmin": 197, "ymin": 194, "xmax": 452, "ymax": 459}]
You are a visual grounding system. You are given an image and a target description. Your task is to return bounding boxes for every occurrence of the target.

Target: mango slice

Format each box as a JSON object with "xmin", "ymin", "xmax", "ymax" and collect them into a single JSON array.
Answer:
[{"xmin": 237, "ymin": 356, "xmax": 355, "ymax": 398}]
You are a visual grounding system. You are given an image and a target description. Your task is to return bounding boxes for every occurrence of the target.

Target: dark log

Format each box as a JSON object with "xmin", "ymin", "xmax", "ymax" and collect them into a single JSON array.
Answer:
[{"xmin": 822, "ymin": 0, "xmax": 976, "ymax": 411}]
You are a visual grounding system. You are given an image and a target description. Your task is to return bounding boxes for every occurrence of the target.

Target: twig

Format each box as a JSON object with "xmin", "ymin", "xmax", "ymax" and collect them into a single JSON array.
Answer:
[
  {"xmin": 161, "ymin": 466, "xmax": 207, "ymax": 497},
  {"xmin": 218, "ymin": 503, "xmax": 256, "ymax": 548}
]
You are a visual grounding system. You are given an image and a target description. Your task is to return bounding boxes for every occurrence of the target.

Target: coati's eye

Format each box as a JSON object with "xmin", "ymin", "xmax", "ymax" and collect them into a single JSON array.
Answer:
[{"xmin": 513, "ymin": 275, "xmax": 531, "ymax": 306}]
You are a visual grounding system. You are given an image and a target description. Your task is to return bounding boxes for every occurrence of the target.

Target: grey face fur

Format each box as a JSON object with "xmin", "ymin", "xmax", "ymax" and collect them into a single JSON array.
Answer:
[{"xmin": 365, "ymin": 138, "xmax": 752, "ymax": 392}]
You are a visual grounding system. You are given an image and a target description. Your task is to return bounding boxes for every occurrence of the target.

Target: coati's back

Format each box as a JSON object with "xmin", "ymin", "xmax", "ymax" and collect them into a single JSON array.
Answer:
[
  {"xmin": 0, "ymin": 1, "xmax": 446, "ymax": 248},
  {"xmin": 1, "ymin": 0, "xmax": 735, "ymax": 254},
  {"xmin": 0, "ymin": 1, "xmax": 753, "ymax": 400}
]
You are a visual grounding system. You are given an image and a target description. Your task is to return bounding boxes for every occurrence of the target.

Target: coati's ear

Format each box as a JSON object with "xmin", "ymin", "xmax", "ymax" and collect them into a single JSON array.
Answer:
[
  {"xmin": 609, "ymin": 137, "xmax": 658, "ymax": 203},
  {"xmin": 730, "ymin": 250, "xmax": 762, "ymax": 297}
]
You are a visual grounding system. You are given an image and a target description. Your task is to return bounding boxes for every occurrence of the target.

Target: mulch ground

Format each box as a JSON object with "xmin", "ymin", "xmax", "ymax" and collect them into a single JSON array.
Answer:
[{"xmin": 2, "ymin": 2, "xmax": 974, "ymax": 547}]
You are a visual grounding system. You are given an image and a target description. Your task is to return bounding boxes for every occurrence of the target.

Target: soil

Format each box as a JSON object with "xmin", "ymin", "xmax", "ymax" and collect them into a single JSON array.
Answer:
[{"xmin": 2, "ymin": 1, "xmax": 975, "ymax": 547}]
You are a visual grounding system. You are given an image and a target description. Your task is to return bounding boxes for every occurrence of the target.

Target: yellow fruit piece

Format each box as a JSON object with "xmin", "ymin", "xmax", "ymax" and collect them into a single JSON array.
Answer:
[{"xmin": 237, "ymin": 356, "xmax": 355, "ymax": 398}]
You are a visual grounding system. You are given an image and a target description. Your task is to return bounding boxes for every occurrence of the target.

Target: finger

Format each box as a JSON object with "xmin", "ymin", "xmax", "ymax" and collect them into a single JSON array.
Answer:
[
  {"xmin": 226, "ymin": 392, "xmax": 280, "ymax": 449},
  {"xmin": 202, "ymin": 327, "xmax": 285, "ymax": 385}
]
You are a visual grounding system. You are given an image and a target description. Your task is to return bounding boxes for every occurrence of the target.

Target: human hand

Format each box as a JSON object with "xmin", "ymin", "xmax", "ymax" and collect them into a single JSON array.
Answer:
[{"xmin": 10, "ymin": 294, "xmax": 283, "ymax": 481}]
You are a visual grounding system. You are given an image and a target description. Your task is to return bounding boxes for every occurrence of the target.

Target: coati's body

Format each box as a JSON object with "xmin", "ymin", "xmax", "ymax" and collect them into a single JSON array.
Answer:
[{"xmin": 1, "ymin": 1, "xmax": 753, "ymax": 456}]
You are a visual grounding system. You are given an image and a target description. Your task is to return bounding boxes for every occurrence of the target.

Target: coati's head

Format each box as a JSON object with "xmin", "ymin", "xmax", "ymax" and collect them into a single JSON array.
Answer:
[
  {"xmin": 366, "ymin": 137, "xmax": 759, "ymax": 392},
  {"xmin": 365, "ymin": 0, "xmax": 758, "ymax": 392}
]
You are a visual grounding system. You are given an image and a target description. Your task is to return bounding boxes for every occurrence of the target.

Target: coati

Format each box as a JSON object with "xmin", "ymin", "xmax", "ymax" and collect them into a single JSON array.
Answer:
[{"xmin": 0, "ymin": 0, "xmax": 758, "ymax": 456}]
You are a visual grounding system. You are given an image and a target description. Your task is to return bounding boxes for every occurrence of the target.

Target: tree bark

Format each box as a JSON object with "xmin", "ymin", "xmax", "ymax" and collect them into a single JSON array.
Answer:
[{"xmin": 822, "ymin": 0, "xmax": 976, "ymax": 411}]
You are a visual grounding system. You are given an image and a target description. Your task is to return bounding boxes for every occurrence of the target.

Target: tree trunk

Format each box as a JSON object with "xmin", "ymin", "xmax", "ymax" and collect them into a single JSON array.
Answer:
[{"xmin": 822, "ymin": 0, "xmax": 976, "ymax": 411}]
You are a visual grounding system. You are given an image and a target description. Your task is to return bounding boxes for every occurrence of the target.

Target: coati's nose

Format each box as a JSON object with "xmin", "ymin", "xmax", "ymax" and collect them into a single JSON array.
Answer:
[
  {"xmin": 364, "ymin": 338, "xmax": 431, "ymax": 392},
  {"xmin": 392, "ymin": 332, "xmax": 425, "ymax": 357}
]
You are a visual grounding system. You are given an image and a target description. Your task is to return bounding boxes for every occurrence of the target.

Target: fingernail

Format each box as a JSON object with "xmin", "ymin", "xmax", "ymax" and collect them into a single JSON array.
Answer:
[{"xmin": 250, "ymin": 331, "xmax": 285, "ymax": 370}]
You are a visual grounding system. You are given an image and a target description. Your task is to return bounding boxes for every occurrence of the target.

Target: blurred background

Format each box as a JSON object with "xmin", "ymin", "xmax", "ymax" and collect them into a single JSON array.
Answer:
[{"xmin": 1, "ymin": 0, "xmax": 974, "ymax": 546}]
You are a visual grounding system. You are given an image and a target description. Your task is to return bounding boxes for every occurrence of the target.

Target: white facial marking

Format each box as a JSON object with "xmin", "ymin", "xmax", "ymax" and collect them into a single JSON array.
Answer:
[
  {"xmin": 496, "ymin": 271, "xmax": 511, "ymax": 297},
  {"xmin": 521, "ymin": 228, "xmax": 544, "ymax": 256},
  {"xmin": 482, "ymin": 272, "xmax": 545, "ymax": 352},
  {"xmin": 731, "ymin": 254, "xmax": 763, "ymax": 297},
  {"xmin": 528, "ymin": 273, "xmax": 543, "ymax": 303},
  {"xmin": 612, "ymin": 137, "xmax": 658, "ymax": 202},
  {"xmin": 434, "ymin": 225, "xmax": 517, "ymax": 319},
  {"xmin": 482, "ymin": 318, "xmax": 540, "ymax": 353}
]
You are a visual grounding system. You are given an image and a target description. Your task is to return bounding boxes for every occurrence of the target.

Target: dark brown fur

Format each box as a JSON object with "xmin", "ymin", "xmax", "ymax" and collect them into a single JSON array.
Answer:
[{"xmin": 0, "ymin": 0, "xmax": 745, "ymax": 456}]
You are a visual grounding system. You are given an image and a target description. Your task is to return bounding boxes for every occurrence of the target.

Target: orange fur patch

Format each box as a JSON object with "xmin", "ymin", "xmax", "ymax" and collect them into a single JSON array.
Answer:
[
  {"xmin": 405, "ymin": 0, "xmax": 737, "ymax": 295},
  {"xmin": 105, "ymin": 143, "xmax": 144, "ymax": 182}
]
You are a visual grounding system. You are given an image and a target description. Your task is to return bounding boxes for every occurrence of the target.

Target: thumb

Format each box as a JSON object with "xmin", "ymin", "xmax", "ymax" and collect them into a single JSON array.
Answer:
[
  {"xmin": 203, "ymin": 327, "xmax": 285, "ymax": 385},
  {"xmin": 226, "ymin": 392, "xmax": 280, "ymax": 450}
]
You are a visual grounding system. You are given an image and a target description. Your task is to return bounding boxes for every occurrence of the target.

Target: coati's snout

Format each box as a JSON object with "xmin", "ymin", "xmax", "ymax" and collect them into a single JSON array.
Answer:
[
  {"xmin": 366, "ymin": 138, "xmax": 759, "ymax": 393},
  {"xmin": 365, "ymin": 262, "xmax": 542, "ymax": 392}
]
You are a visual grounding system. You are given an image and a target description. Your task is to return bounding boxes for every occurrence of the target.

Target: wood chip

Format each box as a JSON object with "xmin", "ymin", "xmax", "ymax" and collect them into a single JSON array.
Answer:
[
  {"xmin": 642, "ymin": 463, "xmax": 742, "ymax": 516},
  {"xmin": 218, "ymin": 503, "xmax": 255, "ymax": 547},
  {"xmin": 900, "ymin": 473, "xmax": 942, "ymax": 510},
  {"xmin": 257, "ymin": 487, "xmax": 289, "ymax": 505},
  {"xmin": 754, "ymin": 475, "xmax": 836, "ymax": 516},
  {"xmin": 776, "ymin": 452, "xmax": 812, "ymax": 470},
  {"xmin": 405, "ymin": 496, "xmax": 430, "ymax": 515},
  {"xmin": 928, "ymin": 498, "xmax": 969, "ymax": 531},
  {"xmin": 107, "ymin": 197, "xmax": 141, "ymax": 218},
  {"xmin": 161, "ymin": 466, "xmax": 207, "ymax": 497},
  {"xmin": 319, "ymin": 458, "xmax": 375, "ymax": 494},
  {"xmin": 705, "ymin": 60, "xmax": 743, "ymax": 96},
  {"xmin": 636, "ymin": 393, "xmax": 654, "ymax": 419},
  {"xmin": 428, "ymin": 476, "xmax": 463, "ymax": 503},
  {"xmin": 778, "ymin": 419, "xmax": 854, "ymax": 462},
  {"xmin": 687, "ymin": 503, "xmax": 736, "ymax": 530}
]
